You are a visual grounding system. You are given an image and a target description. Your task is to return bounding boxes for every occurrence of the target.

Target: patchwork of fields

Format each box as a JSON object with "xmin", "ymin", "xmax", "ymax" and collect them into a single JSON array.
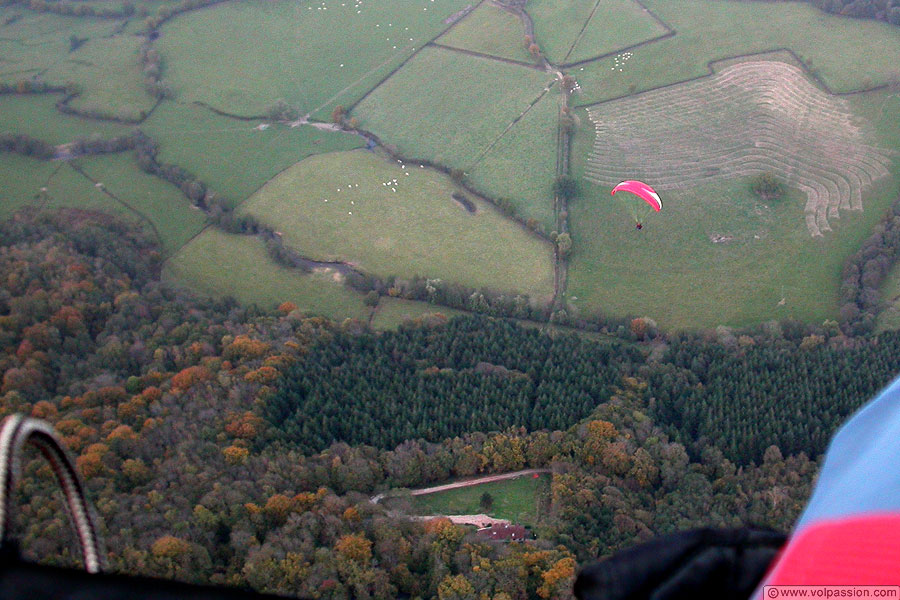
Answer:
[
  {"xmin": 158, "ymin": 0, "xmax": 472, "ymax": 119},
  {"xmin": 2, "ymin": 0, "xmax": 900, "ymax": 330}
]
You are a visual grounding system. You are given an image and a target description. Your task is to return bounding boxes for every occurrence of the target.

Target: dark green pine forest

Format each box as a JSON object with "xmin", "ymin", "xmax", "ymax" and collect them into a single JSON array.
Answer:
[
  {"xmin": 268, "ymin": 321, "xmax": 643, "ymax": 453},
  {"xmin": 269, "ymin": 317, "xmax": 900, "ymax": 466}
]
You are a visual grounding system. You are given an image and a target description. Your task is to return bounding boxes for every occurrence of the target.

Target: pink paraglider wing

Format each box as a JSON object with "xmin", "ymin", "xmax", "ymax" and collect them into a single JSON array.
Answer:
[{"xmin": 611, "ymin": 180, "xmax": 662, "ymax": 211}]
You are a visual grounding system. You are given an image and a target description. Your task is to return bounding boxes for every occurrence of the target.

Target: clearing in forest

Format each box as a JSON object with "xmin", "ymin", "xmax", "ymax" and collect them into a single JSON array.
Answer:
[{"xmin": 409, "ymin": 474, "xmax": 547, "ymax": 527}]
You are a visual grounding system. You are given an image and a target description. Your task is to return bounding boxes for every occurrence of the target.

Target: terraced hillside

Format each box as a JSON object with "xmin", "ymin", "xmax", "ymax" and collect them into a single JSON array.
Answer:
[{"xmin": 584, "ymin": 61, "xmax": 894, "ymax": 236}]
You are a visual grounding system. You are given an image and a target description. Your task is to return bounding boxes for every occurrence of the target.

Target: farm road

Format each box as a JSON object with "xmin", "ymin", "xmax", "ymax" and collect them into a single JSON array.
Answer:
[{"xmin": 371, "ymin": 467, "xmax": 550, "ymax": 503}]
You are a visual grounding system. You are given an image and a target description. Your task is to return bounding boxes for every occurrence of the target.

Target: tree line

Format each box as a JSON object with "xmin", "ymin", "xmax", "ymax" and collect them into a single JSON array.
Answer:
[
  {"xmin": 646, "ymin": 329, "xmax": 900, "ymax": 464},
  {"xmin": 839, "ymin": 196, "xmax": 900, "ymax": 335}
]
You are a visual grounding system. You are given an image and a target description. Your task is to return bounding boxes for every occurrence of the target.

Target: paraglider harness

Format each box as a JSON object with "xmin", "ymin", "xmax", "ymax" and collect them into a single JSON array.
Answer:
[{"xmin": 0, "ymin": 415, "xmax": 286, "ymax": 599}]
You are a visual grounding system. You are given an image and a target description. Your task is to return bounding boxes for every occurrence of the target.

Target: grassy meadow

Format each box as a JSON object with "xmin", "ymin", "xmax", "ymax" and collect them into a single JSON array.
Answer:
[
  {"xmin": 570, "ymin": 0, "xmax": 900, "ymax": 108},
  {"xmin": 238, "ymin": 149, "xmax": 555, "ymax": 298},
  {"xmin": 526, "ymin": 0, "xmax": 665, "ymax": 64},
  {"xmin": 41, "ymin": 162, "xmax": 132, "ymax": 217},
  {"xmin": 467, "ymin": 89, "xmax": 560, "ymax": 231},
  {"xmin": 0, "ymin": 7, "xmax": 152, "ymax": 120},
  {"xmin": 141, "ymin": 101, "xmax": 365, "ymax": 207},
  {"xmin": 3, "ymin": 0, "xmax": 900, "ymax": 331},
  {"xmin": 370, "ymin": 297, "xmax": 469, "ymax": 330},
  {"xmin": 42, "ymin": 33, "xmax": 153, "ymax": 121},
  {"xmin": 567, "ymin": 101, "xmax": 899, "ymax": 328},
  {"xmin": 0, "ymin": 154, "xmax": 62, "ymax": 219},
  {"xmin": 75, "ymin": 153, "xmax": 207, "ymax": 253},
  {"xmin": 0, "ymin": 94, "xmax": 131, "ymax": 144},
  {"xmin": 436, "ymin": 3, "xmax": 533, "ymax": 63},
  {"xmin": 0, "ymin": 7, "xmax": 121, "ymax": 79},
  {"xmin": 354, "ymin": 46, "xmax": 553, "ymax": 169},
  {"xmin": 163, "ymin": 228, "xmax": 372, "ymax": 320},
  {"xmin": 0, "ymin": 152, "xmax": 206, "ymax": 255},
  {"xmin": 158, "ymin": 0, "xmax": 471, "ymax": 119},
  {"xmin": 410, "ymin": 474, "xmax": 548, "ymax": 526},
  {"xmin": 563, "ymin": 0, "xmax": 667, "ymax": 64}
]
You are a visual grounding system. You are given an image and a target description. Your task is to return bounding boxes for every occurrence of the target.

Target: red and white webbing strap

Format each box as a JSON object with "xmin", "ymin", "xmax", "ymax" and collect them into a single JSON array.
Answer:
[{"xmin": 0, "ymin": 415, "xmax": 104, "ymax": 573}]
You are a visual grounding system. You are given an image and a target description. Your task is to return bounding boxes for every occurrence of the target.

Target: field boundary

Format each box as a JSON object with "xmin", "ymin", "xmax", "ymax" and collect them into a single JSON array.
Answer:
[
  {"xmin": 560, "ymin": 0, "xmax": 603, "ymax": 65},
  {"xmin": 467, "ymin": 81, "xmax": 556, "ymax": 170},
  {"xmin": 429, "ymin": 42, "xmax": 544, "ymax": 71},
  {"xmin": 576, "ymin": 47, "xmax": 892, "ymax": 112},
  {"xmin": 559, "ymin": 0, "xmax": 675, "ymax": 69},
  {"xmin": 68, "ymin": 161, "xmax": 167, "ymax": 251},
  {"xmin": 345, "ymin": 0, "xmax": 488, "ymax": 114}
]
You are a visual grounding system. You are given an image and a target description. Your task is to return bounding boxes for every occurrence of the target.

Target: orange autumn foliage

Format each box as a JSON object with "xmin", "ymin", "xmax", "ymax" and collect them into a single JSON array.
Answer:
[
  {"xmin": 223, "ymin": 445, "xmax": 249, "ymax": 465},
  {"xmin": 151, "ymin": 535, "xmax": 191, "ymax": 558},
  {"xmin": 224, "ymin": 411, "xmax": 264, "ymax": 440},
  {"xmin": 334, "ymin": 534, "xmax": 372, "ymax": 564},
  {"xmin": 278, "ymin": 302, "xmax": 298, "ymax": 314},
  {"xmin": 170, "ymin": 365, "xmax": 211, "ymax": 391},
  {"xmin": 224, "ymin": 335, "xmax": 270, "ymax": 361},
  {"xmin": 243, "ymin": 366, "xmax": 279, "ymax": 384}
]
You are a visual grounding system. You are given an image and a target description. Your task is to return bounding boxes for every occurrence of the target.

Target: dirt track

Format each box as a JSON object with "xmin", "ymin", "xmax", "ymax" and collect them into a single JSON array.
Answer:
[{"xmin": 371, "ymin": 468, "xmax": 550, "ymax": 503}]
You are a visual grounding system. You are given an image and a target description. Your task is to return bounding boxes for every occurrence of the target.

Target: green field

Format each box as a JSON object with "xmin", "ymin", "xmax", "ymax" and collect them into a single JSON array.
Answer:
[
  {"xmin": 0, "ymin": 94, "xmax": 131, "ymax": 144},
  {"xmin": 570, "ymin": 0, "xmax": 900, "ymax": 108},
  {"xmin": 564, "ymin": 0, "xmax": 667, "ymax": 64},
  {"xmin": 158, "ymin": 0, "xmax": 470, "ymax": 119},
  {"xmin": 436, "ymin": 3, "xmax": 533, "ymax": 63},
  {"xmin": 238, "ymin": 149, "xmax": 555, "ymax": 298},
  {"xmin": 353, "ymin": 45, "xmax": 553, "ymax": 169},
  {"xmin": 410, "ymin": 475, "xmax": 547, "ymax": 526},
  {"xmin": 0, "ymin": 7, "xmax": 121, "ymax": 79},
  {"xmin": 527, "ymin": 0, "xmax": 666, "ymax": 65},
  {"xmin": 43, "ymin": 33, "xmax": 153, "ymax": 121},
  {"xmin": 163, "ymin": 228, "xmax": 372, "ymax": 320},
  {"xmin": 141, "ymin": 101, "xmax": 365, "ymax": 207},
  {"xmin": 42, "ymin": 162, "xmax": 133, "ymax": 217},
  {"xmin": 468, "ymin": 89, "xmax": 559, "ymax": 231},
  {"xmin": 0, "ymin": 152, "xmax": 205, "ymax": 253},
  {"xmin": 0, "ymin": 153, "xmax": 61, "ymax": 218},
  {"xmin": 75, "ymin": 153, "xmax": 207, "ymax": 253},
  {"xmin": 0, "ymin": 7, "xmax": 151, "ymax": 120},
  {"xmin": 567, "ymin": 112, "xmax": 899, "ymax": 329},
  {"xmin": 370, "ymin": 297, "xmax": 469, "ymax": 330}
]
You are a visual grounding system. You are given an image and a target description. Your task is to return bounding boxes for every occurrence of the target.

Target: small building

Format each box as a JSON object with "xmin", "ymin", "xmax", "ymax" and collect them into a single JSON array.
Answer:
[{"xmin": 475, "ymin": 524, "xmax": 529, "ymax": 542}]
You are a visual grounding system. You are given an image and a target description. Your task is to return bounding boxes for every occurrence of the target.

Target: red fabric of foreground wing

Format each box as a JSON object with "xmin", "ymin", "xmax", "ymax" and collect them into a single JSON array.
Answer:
[{"xmin": 765, "ymin": 514, "xmax": 900, "ymax": 584}]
